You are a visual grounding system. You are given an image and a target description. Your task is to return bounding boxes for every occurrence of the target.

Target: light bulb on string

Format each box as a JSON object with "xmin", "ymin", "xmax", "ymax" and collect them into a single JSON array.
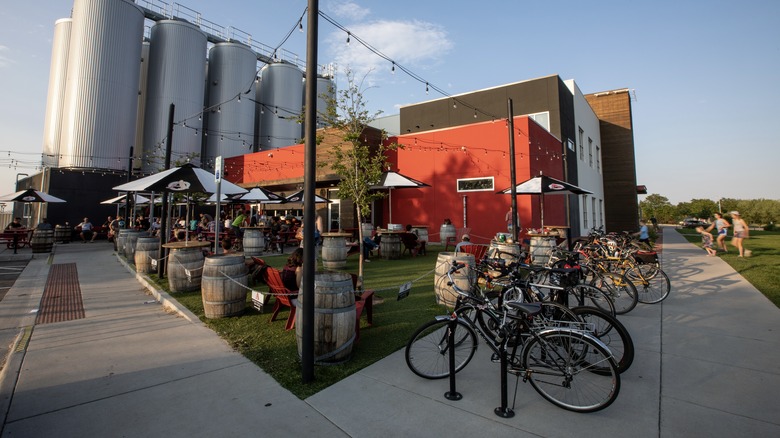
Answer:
[
  {"xmin": 391, "ymin": 62, "xmax": 395, "ymax": 74},
  {"xmin": 299, "ymin": 20, "xmax": 303, "ymax": 32},
  {"xmin": 346, "ymin": 32, "xmax": 350, "ymax": 45},
  {"xmin": 425, "ymin": 83, "xmax": 429, "ymax": 94}
]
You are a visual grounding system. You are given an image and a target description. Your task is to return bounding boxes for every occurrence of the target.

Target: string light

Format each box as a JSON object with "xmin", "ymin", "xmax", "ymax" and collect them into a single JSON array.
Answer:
[
  {"xmin": 425, "ymin": 83, "xmax": 429, "ymax": 94},
  {"xmin": 391, "ymin": 62, "xmax": 395, "ymax": 74},
  {"xmin": 346, "ymin": 32, "xmax": 350, "ymax": 45}
]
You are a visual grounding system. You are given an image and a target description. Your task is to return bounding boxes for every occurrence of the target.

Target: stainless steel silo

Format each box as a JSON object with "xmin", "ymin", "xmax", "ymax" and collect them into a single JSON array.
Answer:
[
  {"xmin": 142, "ymin": 19, "xmax": 207, "ymax": 172},
  {"xmin": 58, "ymin": 0, "xmax": 144, "ymax": 170},
  {"xmin": 204, "ymin": 42, "xmax": 257, "ymax": 167},
  {"xmin": 41, "ymin": 18, "xmax": 72, "ymax": 168},
  {"xmin": 257, "ymin": 62, "xmax": 304, "ymax": 149},
  {"xmin": 316, "ymin": 75, "xmax": 336, "ymax": 129},
  {"xmin": 133, "ymin": 40, "xmax": 150, "ymax": 171}
]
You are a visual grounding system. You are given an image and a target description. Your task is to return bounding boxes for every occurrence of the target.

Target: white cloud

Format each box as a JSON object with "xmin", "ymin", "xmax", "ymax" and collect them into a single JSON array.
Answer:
[
  {"xmin": 0, "ymin": 45, "xmax": 15, "ymax": 68},
  {"xmin": 327, "ymin": 0, "xmax": 371, "ymax": 21},
  {"xmin": 326, "ymin": 19, "xmax": 453, "ymax": 80}
]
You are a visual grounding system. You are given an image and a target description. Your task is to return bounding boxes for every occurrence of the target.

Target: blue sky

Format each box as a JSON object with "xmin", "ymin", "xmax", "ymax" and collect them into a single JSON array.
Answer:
[{"xmin": 1, "ymin": 0, "xmax": 778, "ymax": 205}]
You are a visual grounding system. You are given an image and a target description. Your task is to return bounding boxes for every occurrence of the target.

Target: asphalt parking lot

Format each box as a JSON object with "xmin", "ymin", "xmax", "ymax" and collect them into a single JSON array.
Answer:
[{"xmin": 0, "ymin": 260, "xmax": 29, "ymax": 302}]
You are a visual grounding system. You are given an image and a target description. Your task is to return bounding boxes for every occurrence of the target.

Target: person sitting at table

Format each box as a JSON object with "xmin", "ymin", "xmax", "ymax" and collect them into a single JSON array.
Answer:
[
  {"xmin": 35, "ymin": 218, "xmax": 53, "ymax": 230},
  {"xmin": 76, "ymin": 217, "xmax": 96, "ymax": 243},
  {"xmin": 6, "ymin": 217, "xmax": 24, "ymax": 230},
  {"xmin": 454, "ymin": 234, "xmax": 472, "ymax": 252},
  {"xmin": 221, "ymin": 238, "xmax": 233, "ymax": 253},
  {"xmin": 280, "ymin": 248, "xmax": 303, "ymax": 300}
]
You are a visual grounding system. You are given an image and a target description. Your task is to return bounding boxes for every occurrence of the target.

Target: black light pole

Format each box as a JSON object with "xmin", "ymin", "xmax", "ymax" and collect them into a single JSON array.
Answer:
[
  {"xmin": 157, "ymin": 103, "xmax": 174, "ymax": 278},
  {"xmin": 507, "ymin": 99, "xmax": 518, "ymax": 242},
  {"xmin": 302, "ymin": 0, "xmax": 319, "ymax": 383}
]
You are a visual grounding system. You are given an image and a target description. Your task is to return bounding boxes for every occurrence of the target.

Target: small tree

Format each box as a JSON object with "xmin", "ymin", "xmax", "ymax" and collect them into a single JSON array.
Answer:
[{"xmin": 321, "ymin": 70, "xmax": 397, "ymax": 285}]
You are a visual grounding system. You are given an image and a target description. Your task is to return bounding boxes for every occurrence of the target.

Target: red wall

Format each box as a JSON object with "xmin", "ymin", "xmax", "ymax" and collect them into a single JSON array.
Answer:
[
  {"xmin": 384, "ymin": 116, "xmax": 565, "ymax": 243},
  {"xmin": 229, "ymin": 117, "xmax": 565, "ymax": 244}
]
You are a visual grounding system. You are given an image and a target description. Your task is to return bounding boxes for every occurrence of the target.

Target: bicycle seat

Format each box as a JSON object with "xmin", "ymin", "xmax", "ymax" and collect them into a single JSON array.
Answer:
[{"xmin": 504, "ymin": 301, "xmax": 541, "ymax": 316}]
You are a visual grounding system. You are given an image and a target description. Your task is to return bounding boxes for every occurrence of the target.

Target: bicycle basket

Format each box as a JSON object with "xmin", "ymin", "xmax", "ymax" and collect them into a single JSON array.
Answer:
[
  {"xmin": 549, "ymin": 267, "xmax": 581, "ymax": 288},
  {"xmin": 634, "ymin": 250, "xmax": 658, "ymax": 264}
]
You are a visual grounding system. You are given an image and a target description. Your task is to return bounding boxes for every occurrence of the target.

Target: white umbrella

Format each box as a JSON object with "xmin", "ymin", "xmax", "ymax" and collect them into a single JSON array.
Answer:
[
  {"xmin": 284, "ymin": 189, "xmax": 330, "ymax": 204},
  {"xmin": 370, "ymin": 171, "xmax": 430, "ymax": 223}
]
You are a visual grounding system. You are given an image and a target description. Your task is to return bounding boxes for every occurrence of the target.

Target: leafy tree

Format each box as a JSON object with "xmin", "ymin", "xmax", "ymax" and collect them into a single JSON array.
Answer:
[
  {"xmin": 320, "ymin": 70, "xmax": 398, "ymax": 284},
  {"xmin": 640, "ymin": 194, "xmax": 672, "ymax": 221},
  {"xmin": 687, "ymin": 198, "xmax": 718, "ymax": 220}
]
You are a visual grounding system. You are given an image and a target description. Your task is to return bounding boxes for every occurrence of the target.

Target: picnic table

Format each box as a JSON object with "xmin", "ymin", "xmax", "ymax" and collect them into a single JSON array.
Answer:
[{"xmin": 1, "ymin": 229, "xmax": 32, "ymax": 251}]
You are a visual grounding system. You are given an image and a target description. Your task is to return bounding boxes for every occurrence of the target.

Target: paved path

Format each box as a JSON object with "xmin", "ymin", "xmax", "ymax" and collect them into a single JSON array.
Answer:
[{"xmin": 0, "ymin": 228, "xmax": 778, "ymax": 437}]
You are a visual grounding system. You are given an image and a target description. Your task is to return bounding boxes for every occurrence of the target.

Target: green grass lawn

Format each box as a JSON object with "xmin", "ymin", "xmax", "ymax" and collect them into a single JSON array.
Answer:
[
  {"xmin": 676, "ymin": 228, "xmax": 780, "ymax": 307},
  {"xmin": 151, "ymin": 247, "xmax": 453, "ymax": 399}
]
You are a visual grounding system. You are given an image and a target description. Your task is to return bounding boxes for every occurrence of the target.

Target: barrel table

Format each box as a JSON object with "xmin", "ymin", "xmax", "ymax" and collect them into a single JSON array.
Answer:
[
  {"xmin": 201, "ymin": 254, "xmax": 248, "ymax": 318},
  {"xmin": 434, "ymin": 252, "xmax": 475, "ymax": 308},
  {"xmin": 31, "ymin": 229, "xmax": 54, "ymax": 253},
  {"xmin": 440, "ymin": 223, "xmax": 456, "ymax": 245},
  {"xmin": 241, "ymin": 227, "xmax": 266, "ymax": 258},
  {"xmin": 163, "ymin": 241, "xmax": 210, "ymax": 293},
  {"xmin": 124, "ymin": 230, "xmax": 148, "ymax": 264},
  {"xmin": 295, "ymin": 271, "xmax": 356, "ymax": 363},
  {"xmin": 528, "ymin": 234, "xmax": 557, "ymax": 266},
  {"xmin": 321, "ymin": 232, "xmax": 352, "ymax": 269},
  {"xmin": 54, "ymin": 226, "xmax": 71, "ymax": 244},
  {"xmin": 134, "ymin": 236, "xmax": 160, "ymax": 274},
  {"xmin": 379, "ymin": 230, "xmax": 403, "ymax": 260}
]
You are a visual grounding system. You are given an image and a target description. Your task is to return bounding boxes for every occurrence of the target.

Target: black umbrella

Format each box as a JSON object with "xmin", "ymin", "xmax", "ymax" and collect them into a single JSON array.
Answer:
[
  {"xmin": 498, "ymin": 174, "xmax": 591, "ymax": 229},
  {"xmin": 0, "ymin": 188, "xmax": 66, "ymax": 203}
]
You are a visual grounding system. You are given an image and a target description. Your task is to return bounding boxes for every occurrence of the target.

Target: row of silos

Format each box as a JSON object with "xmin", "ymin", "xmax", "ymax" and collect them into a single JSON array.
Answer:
[{"xmin": 41, "ymin": 0, "xmax": 334, "ymax": 175}]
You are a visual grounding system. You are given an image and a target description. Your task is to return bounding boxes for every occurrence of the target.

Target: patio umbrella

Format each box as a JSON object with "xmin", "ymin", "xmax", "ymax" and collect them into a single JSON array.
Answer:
[
  {"xmin": 237, "ymin": 186, "xmax": 285, "ymax": 203},
  {"xmin": 112, "ymin": 163, "xmax": 246, "ymax": 195},
  {"xmin": 498, "ymin": 174, "xmax": 591, "ymax": 229},
  {"xmin": 100, "ymin": 194, "xmax": 152, "ymax": 205},
  {"xmin": 284, "ymin": 189, "xmax": 330, "ymax": 204},
  {"xmin": 370, "ymin": 171, "xmax": 430, "ymax": 224},
  {"xmin": 113, "ymin": 164, "xmax": 246, "ymax": 244},
  {"xmin": 0, "ymin": 188, "xmax": 66, "ymax": 228},
  {"xmin": 204, "ymin": 193, "xmax": 244, "ymax": 204},
  {"xmin": 0, "ymin": 188, "xmax": 66, "ymax": 203}
]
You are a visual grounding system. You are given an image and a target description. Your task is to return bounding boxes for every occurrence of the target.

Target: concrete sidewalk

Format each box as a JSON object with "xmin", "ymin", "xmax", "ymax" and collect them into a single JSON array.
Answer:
[{"xmin": 1, "ymin": 229, "xmax": 779, "ymax": 437}]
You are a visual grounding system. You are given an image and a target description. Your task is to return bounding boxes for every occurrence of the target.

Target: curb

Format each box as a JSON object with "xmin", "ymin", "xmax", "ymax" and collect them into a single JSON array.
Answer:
[{"xmin": 113, "ymin": 253, "xmax": 203, "ymax": 326}]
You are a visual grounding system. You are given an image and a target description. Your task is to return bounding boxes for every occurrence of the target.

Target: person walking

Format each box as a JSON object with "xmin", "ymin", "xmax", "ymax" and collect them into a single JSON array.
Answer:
[
  {"xmin": 706, "ymin": 212, "xmax": 730, "ymax": 252},
  {"xmin": 729, "ymin": 211, "xmax": 750, "ymax": 257}
]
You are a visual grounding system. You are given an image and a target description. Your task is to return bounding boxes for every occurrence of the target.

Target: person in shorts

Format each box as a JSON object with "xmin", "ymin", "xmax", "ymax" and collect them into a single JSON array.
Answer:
[
  {"xmin": 706, "ymin": 212, "xmax": 730, "ymax": 252},
  {"xmin": 695, "ymin": 226, "xmax": 717, "ymax": 256},
  {"xmin": 729, "ymin": 211, "xmax": 749, "ymax": 257},
  {"xmin": 76, "ymin": 217, "xmax": 95, "ymax": 243}
]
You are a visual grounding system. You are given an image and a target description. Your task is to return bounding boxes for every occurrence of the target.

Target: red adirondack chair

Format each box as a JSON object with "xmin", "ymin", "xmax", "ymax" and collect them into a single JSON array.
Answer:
[{"xmin": 262, "ymin": 267, "xmax": 297, "ymax": 331}]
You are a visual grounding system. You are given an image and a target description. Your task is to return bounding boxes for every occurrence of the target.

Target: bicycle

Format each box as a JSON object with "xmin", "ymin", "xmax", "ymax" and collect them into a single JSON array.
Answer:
[{"xmin": 405, "ymin": 261, "xmax": 621, "ymax": 413}]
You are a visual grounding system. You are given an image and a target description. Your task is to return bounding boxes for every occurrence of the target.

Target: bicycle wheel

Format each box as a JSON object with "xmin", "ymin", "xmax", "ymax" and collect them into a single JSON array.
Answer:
[
  {"xmin": 571, "ymin": 306, "xmax": 634, "ymax": 374},
  {"xmin": 568, "ymin": 284, "xmax": 616, "ymax": 316},
  {"xmin": 630, "ymin": 267, "xmax": 671, "ymax": 304},
  {"xmin": 588, "ymin": 271, "xmax": 638, "ymax": 315},
  {"xmin": 405, "ymin": 317, "xmax": 478, "ymax": 379},
  {"xmin": 522, "ymin": 330, "xmax": 620, "ymax": 412}
]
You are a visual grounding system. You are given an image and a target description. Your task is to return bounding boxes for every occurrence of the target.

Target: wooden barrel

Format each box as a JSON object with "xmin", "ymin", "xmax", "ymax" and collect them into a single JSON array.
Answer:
[
  {"xmin": 201, "ymin": 254, "xmax": 248, "ymax": 318},
  {"xmin": 434, "ymin": 252, "xmax": 475, "ymax": 308},
  {"xmin": 380, "ymin": 233, "xmax": 402, "ymax": 260},
  {"xmin": 134, "ymin": 237, "xmax": 159, "ymax": 274},
  {"xmin": 116, "ymin": 229, "xmax": 131, "ymax": 256},
  {"xmin": 321, "ymin": 234, "xmax": 349, "ymax": 269},
  {"xmin": 412, "ymin": 226, "xmax": 428, "ymax": 244},
  {"xmin": 489, "ymin": 241, "xmax": 522, "ymax": 262},
  {"xmin": 123, "ymin": 231, "xmax": 148, "ymax": 264},
  {"xmin": 31, "ymin": 229, "xmax": 54, "ymax": 253},
  {"xmin": 295, "ymin": 271, "xmax": 356, "ymax": 363},
  {"xmin": 529, "ymin": 236, "xmax": 557, "ymax": 266},
  {"xmin": 54, "ymin": 226, "xmax": 70, "ymax": 244},
  {"xmin": 242, "ymin": 228, "xmax": 265, "ymax": 257},
  {"xmin": 440, "ymin": 223, "xmax": 456, "ymax": 244},
  {"xmin": 167, "ymin": 247, "xmax": 205, "ymax": 293}
]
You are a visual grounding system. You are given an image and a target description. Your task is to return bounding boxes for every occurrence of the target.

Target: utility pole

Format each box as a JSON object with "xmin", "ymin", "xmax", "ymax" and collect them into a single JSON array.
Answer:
[
  {"xmin": 158, "ymin": 103, "xmax": 174, "ymax": 278},
  {"xmin": 302, "ymin": 0, "xmax": 319, "ymax": 384}
]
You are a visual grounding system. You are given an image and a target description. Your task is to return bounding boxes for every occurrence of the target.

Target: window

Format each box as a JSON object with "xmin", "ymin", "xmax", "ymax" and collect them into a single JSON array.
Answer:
[
  {"xmin": 592, "ymin": 197, "xmax": 597, "ymax": 229},
  {"xmin": 578, "ymin": 127, "xmax": 584, "ymax": 160},
  {"xmin": 567, "ymin": 138, "xmax": 575, "ymax": 151},
  {"xmin": 596, "ymin": 145, "xmax": 601, "ymax": 172},
  {"xmin": 588, "ymin": 137, "xmax": 593, "ymax": 167},
  {"xmin": 528, "ymin": 111, "xmax": 550, "ymax": 132},
  {"xmin": 582, "ymin": 194, "xmax": 588, "ymax": 229},
  {"xmin": 457, "ymin": 177, "xmax": 494, "ymax": 192}
]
